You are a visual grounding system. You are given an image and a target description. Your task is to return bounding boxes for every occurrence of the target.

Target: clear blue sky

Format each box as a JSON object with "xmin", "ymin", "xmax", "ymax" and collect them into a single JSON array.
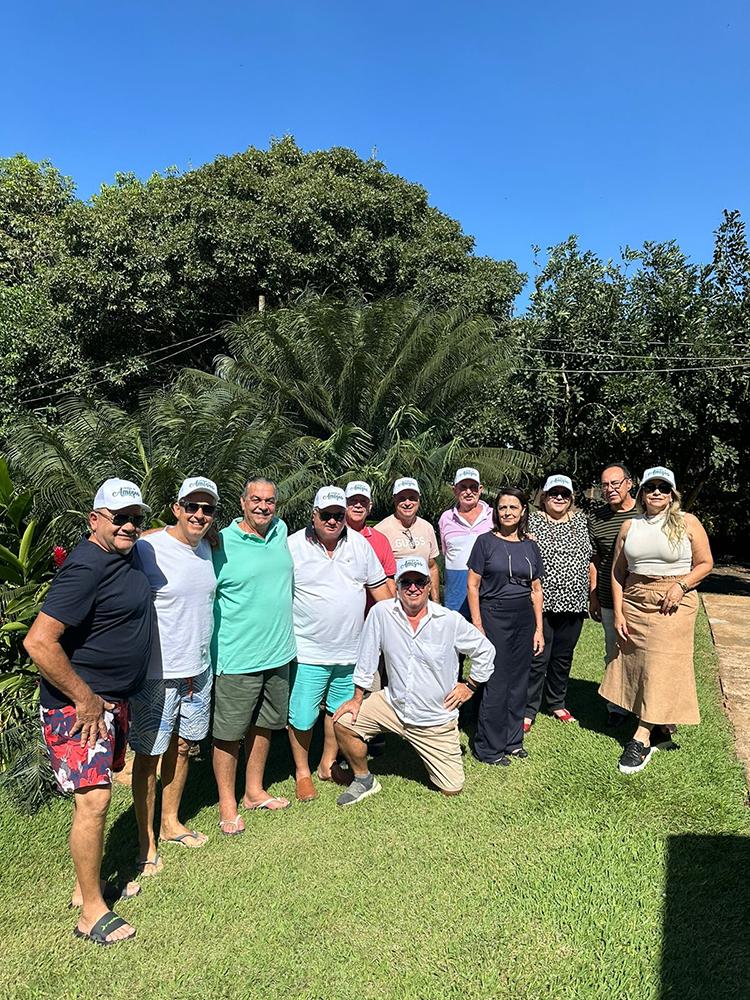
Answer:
[{"xmin": 3, "ymin": 1, "xmax": 748, "ymax": 306}]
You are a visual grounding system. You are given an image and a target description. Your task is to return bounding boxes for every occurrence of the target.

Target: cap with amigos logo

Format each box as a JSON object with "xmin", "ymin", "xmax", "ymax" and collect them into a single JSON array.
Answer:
[
  {"xmin": 314, "ymin": 486, "xmax": 347, "ymax": 509},
  {"xmin": 640, "ymin": 466, "xmax": 677, "ymax": 490},
  {"xmin": 345, "ymin": 481, "xmax": 372, "ymax": 500},
  {"xmin": 454, "ymin": 467, "xmax": 481, "ymax": 485},
  {"xmin": 178, "ymin": 476, "xmax": 219, "ymax": 502},
  {"xmin": 543, "ymin": 474, "xmax": 573, "ymax": 494},
  {"xmin": 395, "ymin": 556, "xmax": 431, "ymax": 580},
  {"xmin": 393, "ymin": 477, "xmax": 420, "ymax": 496},
  {"xmin": 93, "ymin": 478, "xmax": 151, "ymax": 512}
]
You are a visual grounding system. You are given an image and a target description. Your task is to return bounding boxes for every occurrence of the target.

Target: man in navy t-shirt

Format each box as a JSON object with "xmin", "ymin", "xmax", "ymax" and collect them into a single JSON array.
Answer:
[{"xmin": 24, "ymin": 478, "xmax": 154, "ymax": 947}]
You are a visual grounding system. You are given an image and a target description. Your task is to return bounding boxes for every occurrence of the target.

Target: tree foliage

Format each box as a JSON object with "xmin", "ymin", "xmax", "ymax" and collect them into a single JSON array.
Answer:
[
  {"xmin": 469, "ymin": 212, "xmax": 750, "ymax": 546},
  {"xmin": 0, "ymin": 141, "xmax": 523, "ymax": 413}
]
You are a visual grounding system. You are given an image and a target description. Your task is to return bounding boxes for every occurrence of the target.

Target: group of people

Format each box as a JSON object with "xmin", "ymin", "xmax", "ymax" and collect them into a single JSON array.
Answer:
[{"xmin": 24, "ymin": 462, "xmax": 713, "ymax": 945}]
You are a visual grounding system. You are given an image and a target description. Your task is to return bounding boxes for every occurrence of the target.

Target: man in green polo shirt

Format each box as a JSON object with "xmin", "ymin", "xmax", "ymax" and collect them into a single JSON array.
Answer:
[{"xmin": 211, "ymin": 477, "xmax": 296, "ymax": 834}]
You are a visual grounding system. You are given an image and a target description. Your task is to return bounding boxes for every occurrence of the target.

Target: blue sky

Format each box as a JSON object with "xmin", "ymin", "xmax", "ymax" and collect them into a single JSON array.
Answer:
[{"xmin": 3, "ymin": 1, "xmax": 748, "ymax": 306}]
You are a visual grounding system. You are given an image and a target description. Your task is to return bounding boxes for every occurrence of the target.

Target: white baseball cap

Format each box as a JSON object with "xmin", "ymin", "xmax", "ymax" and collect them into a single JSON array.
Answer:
[
  {"xmin": 543, "ymin": 474, "xmax": 574, "ymax": 494},
  {"xmin": 93, "ymin": 478, "xmax": 151, "ymax": 512},
  {"xmin": 395, "ymin": 556, "xmax": 430, "ymax": 581},
  {"xmin": 345, "ymin": 481, "xmax": 372, "ymax": 501},
  {"xmin": 314, "ymin": 486, "xmax": 347, "ymax": 509},
  {"xmin": 178, "ymin": 476, "xmax": 219, "ymax": 503},
  {"xmin": 454, "ymin": 467, "xmax": 481, "ymax": 486},
  {"xmin": 641, "ymin": 466, "xmax": 677, "ymax": 490},
  {"xmin": 393, "ymin": 477, "xmax": 420, "ymax": 496}
]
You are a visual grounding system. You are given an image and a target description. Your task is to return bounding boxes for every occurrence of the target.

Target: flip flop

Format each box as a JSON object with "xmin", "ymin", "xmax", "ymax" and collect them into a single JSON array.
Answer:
[
  {"xmin": 244, "ymin": 797, "xmax": 290, "ymax": 811},
  {"xmin": 161, "ymin": 830, "xmax": 208, "ymax": 847},
  {"xmin": 552, "ymin": 709, "xmax": 577, "ymax": 723},
  {"xmin": 218, "ymin": 814, "xmax": 245, "ymax": 835},
  {"xmin": 135, "ymin": 853, "xmax": 162, "ymax": 877},
  {"xmin": 73, "ymin": 910, "xmax": 136, "ymax": 946}
]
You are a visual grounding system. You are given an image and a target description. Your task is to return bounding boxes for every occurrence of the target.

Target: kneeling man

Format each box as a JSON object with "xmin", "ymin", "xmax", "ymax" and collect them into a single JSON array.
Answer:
[{"xmin": 333, "ymin": 556, "xmax": 495, "ymax": 805}]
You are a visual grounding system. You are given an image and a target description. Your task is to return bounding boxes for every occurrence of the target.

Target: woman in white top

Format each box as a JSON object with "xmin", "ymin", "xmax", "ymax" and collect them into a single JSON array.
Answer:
[{"xmin": 599, "ymin": 467, "xmax": 713, "ymax": 775}]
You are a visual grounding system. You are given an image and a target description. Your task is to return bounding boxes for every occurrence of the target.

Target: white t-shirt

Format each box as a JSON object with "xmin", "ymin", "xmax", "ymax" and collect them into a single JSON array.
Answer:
[
  {"xmin": 136, "ymin": 529, "xmax": 217, "ymax": 680},
  {"xmin": 288, "ymin": 526, "xmax": 387, "ymax": 665}
]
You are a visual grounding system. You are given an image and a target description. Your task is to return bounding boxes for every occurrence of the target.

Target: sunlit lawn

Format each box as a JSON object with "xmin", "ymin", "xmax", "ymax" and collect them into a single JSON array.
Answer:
[{"xmin": 1, "ymin": 611, "xmax": 748, "ymax": 1000}]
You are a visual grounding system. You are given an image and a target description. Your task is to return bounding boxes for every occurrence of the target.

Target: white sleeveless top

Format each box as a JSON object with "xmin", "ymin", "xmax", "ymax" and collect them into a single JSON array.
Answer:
[{"xmin": 623, "ymin": 513, "xmax": 692, "ymax": 576}]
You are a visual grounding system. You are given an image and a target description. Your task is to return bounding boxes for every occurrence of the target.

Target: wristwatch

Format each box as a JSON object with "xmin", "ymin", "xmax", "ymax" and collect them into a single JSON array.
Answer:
[{"xmin": 464, "ymin": 677, "xmax": 479, "ymax": 692}]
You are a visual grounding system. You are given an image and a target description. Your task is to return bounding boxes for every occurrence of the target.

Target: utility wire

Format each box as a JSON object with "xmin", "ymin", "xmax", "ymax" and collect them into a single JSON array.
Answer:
[
  {"xmin": 23, "ymin": 331, "xmax": 223, "ymax": 405},
  {"xmin": 21, "ymin": 330, "xmax": 222, "ymax": 395}
]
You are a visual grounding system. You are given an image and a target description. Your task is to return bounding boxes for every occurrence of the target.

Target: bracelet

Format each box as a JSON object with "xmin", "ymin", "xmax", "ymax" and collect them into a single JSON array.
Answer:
[
  {"xmin": 464, "ymin": 678, "xmax": 479, "ymax": 692},
  {"xmin": 678, "ymin": 581, "xmax": 690, "ymax": 594}
]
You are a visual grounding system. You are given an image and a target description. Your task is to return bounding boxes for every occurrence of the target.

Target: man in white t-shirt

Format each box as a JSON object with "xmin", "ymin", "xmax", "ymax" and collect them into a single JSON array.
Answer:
[
  {"xmin": 287, "ymin": 486, "xmax": 392, "ymax": 803},
  {"xmin": 129, "ymin": 477, "xmax": 218, "ymax": 870}
]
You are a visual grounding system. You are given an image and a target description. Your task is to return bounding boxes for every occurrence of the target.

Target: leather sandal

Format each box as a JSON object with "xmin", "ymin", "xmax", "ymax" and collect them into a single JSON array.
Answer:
[{"xmin": 295, "ymin": 775, "xmax": 317, "ymax": 802}]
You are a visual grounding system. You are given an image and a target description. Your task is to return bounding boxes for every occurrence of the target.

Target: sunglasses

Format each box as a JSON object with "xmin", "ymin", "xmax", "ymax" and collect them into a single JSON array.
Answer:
[
  {"xmin": 398, "ymin": 576, "xmax": 430, "ymax": 590},
  {"xmin": 402, "ymin": 528, "xmax": 417, "ymax": 549},
  {"xmin": 643, "ymin": 481, "xmax": 672, "ymax": 494},
  {"xmin": 317, "ymin": 510, "xmax": 346, "ymax": 523},
  {"xmin": 180, "ymin": 501, "xmax": 217, "ymax": 516},
  {"xmin": 547, "ymin": 491, "xmax": 571, "ymax": 500},
  {"xmin": 96, "ymin": 510, "xmax": 146, "ymax": 528}
]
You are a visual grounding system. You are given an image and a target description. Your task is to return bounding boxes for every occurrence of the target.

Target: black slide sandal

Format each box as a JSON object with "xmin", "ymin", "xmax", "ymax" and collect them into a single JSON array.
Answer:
[{"xmin": 73, "ymin": 910, "xmax": 136, "ymax": 946}]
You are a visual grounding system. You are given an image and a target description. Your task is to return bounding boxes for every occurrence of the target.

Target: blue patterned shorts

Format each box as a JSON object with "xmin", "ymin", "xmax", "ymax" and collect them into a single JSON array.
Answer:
[{"xmin": 128, "ymin": 668, "xmax": 212, "ymax": 756}]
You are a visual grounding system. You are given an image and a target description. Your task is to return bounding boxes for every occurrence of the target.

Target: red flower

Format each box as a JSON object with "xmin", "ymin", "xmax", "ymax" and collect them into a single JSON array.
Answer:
[{"xmin": 52, "ymin": 546, "xmax": 68, "ymax": 569}]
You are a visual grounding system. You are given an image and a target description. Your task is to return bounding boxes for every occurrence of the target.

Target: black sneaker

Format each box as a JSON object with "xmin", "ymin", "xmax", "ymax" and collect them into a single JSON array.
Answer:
[
  {"xmin": 509, "ymin": 748, "xmax": 529, "ymax": 759},
  {"xmin": 618, "ymin": 739, "xmax": 654, "ymax": 774}
]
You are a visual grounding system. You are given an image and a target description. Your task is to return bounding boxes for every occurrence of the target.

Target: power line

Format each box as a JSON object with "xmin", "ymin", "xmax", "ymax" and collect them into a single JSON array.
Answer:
[
  {"xmin": 21, "ymin": 330, "xmax": 222, "ymax": 395},
  {"xmin": 507, "ymin": 360, "xmax": 750, "ymax": 375},
  {"xmin": 524, "ymin": 345, "xmax": 747, "ymax": 361},
  {"xmin": 23, "ymin": 331, "xmax": 223, "ymax": 405}
]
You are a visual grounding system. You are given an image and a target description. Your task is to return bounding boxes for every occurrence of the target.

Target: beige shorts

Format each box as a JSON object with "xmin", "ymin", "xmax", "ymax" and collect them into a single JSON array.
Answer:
[{"xmin": 337, "ymin": 690, "xmax": 464, "ymax": 792}]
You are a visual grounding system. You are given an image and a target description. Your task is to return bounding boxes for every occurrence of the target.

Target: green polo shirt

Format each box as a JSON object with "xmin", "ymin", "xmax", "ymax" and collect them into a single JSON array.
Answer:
[{"xmin": 211, "ymin": 517, "xmax": 296, "ymax": 674}]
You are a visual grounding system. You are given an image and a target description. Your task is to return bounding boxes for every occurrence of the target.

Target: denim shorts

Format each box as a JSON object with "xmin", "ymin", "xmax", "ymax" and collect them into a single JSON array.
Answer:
[{"xmin": 128, "ymin": 667, "xmax": 212, "ymax": 756}]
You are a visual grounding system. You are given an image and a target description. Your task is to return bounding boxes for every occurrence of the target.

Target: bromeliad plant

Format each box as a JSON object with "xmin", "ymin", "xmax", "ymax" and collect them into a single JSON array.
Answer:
[{"xmin": 0, "ymin": 456, "xmax": 61, "ymax": 811}]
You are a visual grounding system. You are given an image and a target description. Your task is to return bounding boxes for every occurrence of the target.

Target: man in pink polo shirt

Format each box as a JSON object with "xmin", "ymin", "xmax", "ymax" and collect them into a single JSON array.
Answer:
[{"xmin": 345, "ymin": 481, "xmax": 397, "ymax": 612}]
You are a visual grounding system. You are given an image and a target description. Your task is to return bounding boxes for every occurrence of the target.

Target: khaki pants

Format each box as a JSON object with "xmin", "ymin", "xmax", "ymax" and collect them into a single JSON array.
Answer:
[{"xmin": 337, "ymin": 691, "xmax": 464, "ymax": 792}]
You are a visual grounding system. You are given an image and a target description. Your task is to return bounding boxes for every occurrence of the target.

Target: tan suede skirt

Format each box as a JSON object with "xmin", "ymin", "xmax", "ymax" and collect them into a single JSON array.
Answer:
[{"xmin": 598, "ymin": 574, "xmax": 700, "ymax": 725}]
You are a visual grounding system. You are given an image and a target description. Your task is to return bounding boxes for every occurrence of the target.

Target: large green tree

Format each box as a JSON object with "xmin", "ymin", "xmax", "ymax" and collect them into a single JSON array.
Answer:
[
  {"xmin": 469, "ymin": 213, "xmax": 750, "ymax": 545},
  {"xmin": 0, "ymin": 140, "xmax": 524, "ymax": 413}
]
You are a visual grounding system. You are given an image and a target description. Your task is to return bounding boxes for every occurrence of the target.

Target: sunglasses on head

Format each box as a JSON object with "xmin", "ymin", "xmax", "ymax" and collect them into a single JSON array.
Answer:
[
  {"xmin": 399, "ymin": 576, "xmax": 429, "ymax": 590},
  {"xmin": 317, "ymin": 509, "xmax": 346, "ymax": 523},
  {"xmin": 97, "ymin": 510, "xmax": 146, "ymax": 528},
  {"xmin": 180, "ymin": 500, "xmax": 217, "ymax": 516},
  {"xmin": 643, "ymin": 481, "xmax": 672, "ymax": 494}
]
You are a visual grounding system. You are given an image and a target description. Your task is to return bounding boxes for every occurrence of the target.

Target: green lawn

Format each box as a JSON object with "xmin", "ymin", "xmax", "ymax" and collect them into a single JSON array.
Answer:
[{"xmin": 1, "ymin": 611, "xmax": 748, "ymax": 1000}]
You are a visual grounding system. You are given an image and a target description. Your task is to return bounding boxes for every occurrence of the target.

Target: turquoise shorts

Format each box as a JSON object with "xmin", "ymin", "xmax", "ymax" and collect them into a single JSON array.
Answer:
[{"xmin": 288, "ymin": 662, "xmax": 355, "ymax": 731}]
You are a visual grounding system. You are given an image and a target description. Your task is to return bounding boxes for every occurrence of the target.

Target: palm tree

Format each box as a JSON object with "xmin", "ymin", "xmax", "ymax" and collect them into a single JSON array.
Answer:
[{"xmin": 214, "ymin": 296, "xmax": 538, "ymax": 516}]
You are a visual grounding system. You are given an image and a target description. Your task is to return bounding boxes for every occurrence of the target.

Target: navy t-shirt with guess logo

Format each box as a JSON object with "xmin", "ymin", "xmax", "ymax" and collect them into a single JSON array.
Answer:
[{"xmin": 39, "ymin": 537, "xmax": 154, "ymax": 709}]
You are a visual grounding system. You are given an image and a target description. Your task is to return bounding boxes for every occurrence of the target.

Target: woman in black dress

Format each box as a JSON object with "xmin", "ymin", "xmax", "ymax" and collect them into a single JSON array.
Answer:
[{"xmin": 466, "ymin": 488, "xmax": 544, "ymax": 765}]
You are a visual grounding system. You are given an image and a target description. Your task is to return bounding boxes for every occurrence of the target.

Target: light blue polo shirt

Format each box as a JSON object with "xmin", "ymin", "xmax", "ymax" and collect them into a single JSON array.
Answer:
[{"xmin": 211, "ymin": 517, "xmax": 296, "ymax": 674}]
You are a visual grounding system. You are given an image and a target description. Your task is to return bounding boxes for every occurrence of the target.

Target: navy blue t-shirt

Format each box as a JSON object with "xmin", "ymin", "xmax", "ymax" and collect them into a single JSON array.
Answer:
[
  {"xmin": 39, "ymin": 537, "xmax": 154, "ymax": 708},
  {"xmin": 467, "ymin": 533, "xmax": 543, "ymax": 602}
]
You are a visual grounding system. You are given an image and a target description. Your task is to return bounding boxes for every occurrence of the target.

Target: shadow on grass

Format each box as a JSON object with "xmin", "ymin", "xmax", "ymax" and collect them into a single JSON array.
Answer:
[
  {"xmin": 566, "ymin": 677, "xmax": 634, "ymax": 747},
  {"xmin": 661, "ymin": 834, "xmax": 750, "ymax": 999}
]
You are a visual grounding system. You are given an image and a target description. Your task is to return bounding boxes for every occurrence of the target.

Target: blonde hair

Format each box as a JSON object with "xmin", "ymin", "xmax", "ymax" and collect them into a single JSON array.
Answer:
[{"xmin": 636, "ymin": 486, "xmax": 686, "ymax": 547}]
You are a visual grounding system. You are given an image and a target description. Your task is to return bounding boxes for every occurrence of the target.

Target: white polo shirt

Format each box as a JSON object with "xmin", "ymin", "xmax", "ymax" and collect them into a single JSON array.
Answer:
[
  {"xmin": 288, "ymin": 526, "xmax": 387, "ymax": 665},
  {"xmin": 353, "ymin": 599, "xmax": 496, "ymax": 726}
]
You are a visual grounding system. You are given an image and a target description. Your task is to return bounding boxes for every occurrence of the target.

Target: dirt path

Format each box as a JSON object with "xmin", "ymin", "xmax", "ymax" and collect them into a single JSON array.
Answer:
[{"xmin": 703, "ymin": 563, "xmax": 750, "ymax": 796}]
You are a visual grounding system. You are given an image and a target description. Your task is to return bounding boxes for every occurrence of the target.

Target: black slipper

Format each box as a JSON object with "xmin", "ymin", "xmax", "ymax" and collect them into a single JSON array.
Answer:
[{"xmin": 73, "ymin": 910, "xmax": 136, "ymax": 946}]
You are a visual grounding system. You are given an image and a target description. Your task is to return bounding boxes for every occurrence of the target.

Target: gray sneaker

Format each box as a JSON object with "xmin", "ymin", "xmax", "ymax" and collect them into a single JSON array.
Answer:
[{"xmin": 336, "ymin": 776, "xmax": 382, "ymax": 807}]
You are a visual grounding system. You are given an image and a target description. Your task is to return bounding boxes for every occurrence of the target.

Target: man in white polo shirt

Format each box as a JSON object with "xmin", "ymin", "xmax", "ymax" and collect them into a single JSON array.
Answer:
[
  {"xmin": 333, "ymin": 556, "xmax": 496, "ymax": 805},
  {"xmin": 438, "ymin": 468, "xmax": 493, "ymax": 619},
  {"xmin": 287, "ymin": 486, "xmax": 392, "ymax": 803},
  {"xmin": 130, "ymin": 476, "xmax": 218, "ymax": 871}
]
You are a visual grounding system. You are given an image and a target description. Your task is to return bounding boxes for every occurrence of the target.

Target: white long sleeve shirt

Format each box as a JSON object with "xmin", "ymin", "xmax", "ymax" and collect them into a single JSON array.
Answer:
[{"xmin": 353, "ymin": 599, "xmax": 496, "ymax": 726}]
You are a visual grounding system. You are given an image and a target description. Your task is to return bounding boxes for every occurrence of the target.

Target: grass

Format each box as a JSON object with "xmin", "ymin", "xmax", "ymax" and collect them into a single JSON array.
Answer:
[{"xmin": 1, "ymin": 611, "xmax": 748, "ymax": 1000}]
